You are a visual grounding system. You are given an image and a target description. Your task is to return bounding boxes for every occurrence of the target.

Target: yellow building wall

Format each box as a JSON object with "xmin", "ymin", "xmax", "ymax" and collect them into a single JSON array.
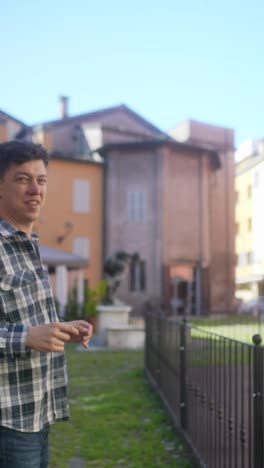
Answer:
[
  {"xmin": 34, "ymin": 158, "xmax": 103, "ymax": 288},
  {"xmin": 235, "ymin": 160, "xmax": 256, "ymax": 299},
  {"xmin": 235, "ymin": 168, "xmax": 253, "ymax": 258}
]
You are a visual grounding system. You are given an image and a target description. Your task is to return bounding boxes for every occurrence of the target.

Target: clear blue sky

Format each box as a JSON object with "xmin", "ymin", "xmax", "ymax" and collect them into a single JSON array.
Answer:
[{"xmin": 1, "ymin": 0, "xmax": 264, "ymax": 146}]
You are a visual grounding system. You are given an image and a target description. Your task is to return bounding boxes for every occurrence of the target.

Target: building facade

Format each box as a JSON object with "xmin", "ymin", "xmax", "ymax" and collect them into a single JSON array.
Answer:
[
  {"xmin": 235, "ymin": 140, "xmax": 264, "ymax": 302},
  {"xmin": 0, "ymin": 100, "xmax": 235, "ymax": 316},
  {"xmin": 100, "ymin": 124, "xmax": 235, "ymax": 316}
]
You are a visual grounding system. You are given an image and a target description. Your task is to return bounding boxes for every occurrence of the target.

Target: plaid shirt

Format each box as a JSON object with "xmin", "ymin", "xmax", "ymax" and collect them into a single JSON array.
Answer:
[{"xmin": 0, "ymin": 218, "xmax": 69, "ymax": 432}]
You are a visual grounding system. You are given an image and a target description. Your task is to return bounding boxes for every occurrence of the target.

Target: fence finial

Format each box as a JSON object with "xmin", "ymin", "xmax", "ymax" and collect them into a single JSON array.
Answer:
[{"xmin": 252, "ymin": 334, "xmax": 262, "ymax": 346}]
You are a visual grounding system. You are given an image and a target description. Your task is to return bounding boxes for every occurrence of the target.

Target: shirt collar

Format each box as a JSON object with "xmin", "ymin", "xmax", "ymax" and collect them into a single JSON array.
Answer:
[{"xmin": 0, "ymin": 217, "xmax": 39, "ymax": 241}]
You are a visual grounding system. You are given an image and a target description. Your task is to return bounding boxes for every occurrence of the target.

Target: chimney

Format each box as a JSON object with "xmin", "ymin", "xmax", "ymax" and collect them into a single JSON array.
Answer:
[{"xmin": 59, "ymin": 95, "xmax": 69, "ymax": 119}]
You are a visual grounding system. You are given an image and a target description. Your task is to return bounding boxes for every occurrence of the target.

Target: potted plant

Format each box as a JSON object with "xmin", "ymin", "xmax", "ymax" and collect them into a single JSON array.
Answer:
[
  {"xmin": 82, "ymin": 280, "xmax": 106, "ymax": 332},
  {"xmin": 64, "ymin": 287, "xmax": 79, "ymax": 320}
]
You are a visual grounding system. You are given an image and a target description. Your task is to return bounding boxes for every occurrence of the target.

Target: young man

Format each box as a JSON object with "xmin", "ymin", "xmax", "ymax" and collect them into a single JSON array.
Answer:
[{"xmin": 0, "ymin": 141, "xmax": 93, "ymax": 468}]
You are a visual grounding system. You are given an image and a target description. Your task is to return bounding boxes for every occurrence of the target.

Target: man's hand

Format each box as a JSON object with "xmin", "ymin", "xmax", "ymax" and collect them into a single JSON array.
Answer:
[
  {"xmin": 67, "ymin": 320, "xmax": 93, "ymax": 348},
  {"xmin": 26, "ymin": 322, "xmax": 80, "ymax": 352}
]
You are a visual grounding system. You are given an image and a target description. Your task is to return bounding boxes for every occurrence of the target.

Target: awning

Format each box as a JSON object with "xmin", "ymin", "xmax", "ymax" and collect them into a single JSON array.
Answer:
[{"xmin": 39, "ymin": 245, "xmax": 88, "ymax": 270}]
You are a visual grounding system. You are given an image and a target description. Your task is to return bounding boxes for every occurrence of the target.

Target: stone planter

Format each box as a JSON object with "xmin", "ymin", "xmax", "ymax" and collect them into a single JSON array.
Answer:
[
  {"xmin": 107, "ymin": 326, "xmax": 145, "ymax": 349},
  {"xmin": 96, "ymin": 304, "xmax": 132, "ymax": 346}
]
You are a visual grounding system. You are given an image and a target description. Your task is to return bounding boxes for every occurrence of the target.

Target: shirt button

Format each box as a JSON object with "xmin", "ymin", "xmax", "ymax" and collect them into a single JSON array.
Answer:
[{"xmin": 0, "ymin": 283, "xmax": 11, "ymax": 291}]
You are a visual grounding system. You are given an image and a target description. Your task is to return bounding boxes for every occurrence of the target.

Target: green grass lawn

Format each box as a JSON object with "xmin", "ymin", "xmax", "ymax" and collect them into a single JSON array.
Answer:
[
  {"xmin": 49, "ymin": 346, "xmax": 194, "ymax": 468},
  {"xmin": 189, "ymin": 314, "xmax": 264, "ymax": 343}
]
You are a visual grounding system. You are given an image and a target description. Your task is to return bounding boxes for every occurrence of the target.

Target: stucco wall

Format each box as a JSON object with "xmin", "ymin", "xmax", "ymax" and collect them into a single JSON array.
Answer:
[
  {"xmin": 105, "ymin": 148, "xmax": 163, "ymax": 310},
  {"xmin": 164, "ymin": 146, "xmax": 235, "ymax": 312},
  {"xmin": 105, "ymin": 143, "xmax": 235, "ymax": 314},
  {"xmin": 209, "ymin": 149, "xmax": 235, "ymax": 311},
  {"xmin": 163, "ymin": 148, "xmax": 202, "ymax": 261}
]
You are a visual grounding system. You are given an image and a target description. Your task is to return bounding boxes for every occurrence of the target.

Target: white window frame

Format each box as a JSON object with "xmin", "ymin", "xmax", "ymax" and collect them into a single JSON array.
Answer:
[
  {"xmin": 127, "ymin": 190, "xmax": 146, "ymax": 223},
  {"xmin": 73, "ymin": 179, "xmax": 90, "ymax": 213}
]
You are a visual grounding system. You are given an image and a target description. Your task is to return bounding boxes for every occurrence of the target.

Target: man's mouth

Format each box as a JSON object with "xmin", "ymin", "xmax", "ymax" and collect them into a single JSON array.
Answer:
[{"xmin": 27, "ymin": 201, "xmax": 40, "ymax": 206}]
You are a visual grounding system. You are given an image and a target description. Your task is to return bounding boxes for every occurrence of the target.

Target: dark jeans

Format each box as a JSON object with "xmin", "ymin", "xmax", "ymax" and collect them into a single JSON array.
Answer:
[{"xmin": 0, "ymin": 425, "xmax": 49, "ymax": 468}]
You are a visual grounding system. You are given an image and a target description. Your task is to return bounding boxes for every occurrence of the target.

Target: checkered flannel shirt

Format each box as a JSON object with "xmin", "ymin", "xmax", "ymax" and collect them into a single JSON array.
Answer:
[{"xmin": 0, "ymin": 218, "xmax": 69, "ymax": 432}]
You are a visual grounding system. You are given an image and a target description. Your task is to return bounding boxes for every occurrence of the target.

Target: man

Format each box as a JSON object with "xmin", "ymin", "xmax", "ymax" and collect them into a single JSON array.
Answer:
[{"xmin": 0, "ymin": 141, "xmax": 93, "ymax": 468}]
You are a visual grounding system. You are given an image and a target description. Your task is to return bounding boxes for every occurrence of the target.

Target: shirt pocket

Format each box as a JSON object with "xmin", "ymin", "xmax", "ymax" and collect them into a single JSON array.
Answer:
[
  {"xmin": 0, "ymin": 270, "xmax": 41, "ymax": 323},
  {"xmin": 0, "ymin": 270, "xmax": 35, "ymax": 291}
]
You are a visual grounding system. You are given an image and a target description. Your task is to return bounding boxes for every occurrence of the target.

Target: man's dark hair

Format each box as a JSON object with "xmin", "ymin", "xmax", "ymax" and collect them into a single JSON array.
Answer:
[{"xmin": 0, "ymin": 141, "xmax": 49, "ymax": 176}]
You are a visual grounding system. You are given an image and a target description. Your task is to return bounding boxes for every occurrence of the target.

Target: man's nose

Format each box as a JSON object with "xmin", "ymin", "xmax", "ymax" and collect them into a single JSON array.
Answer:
[{"xmin": 28, "ymin": 181, "xmax": 41, "ymax": 193}]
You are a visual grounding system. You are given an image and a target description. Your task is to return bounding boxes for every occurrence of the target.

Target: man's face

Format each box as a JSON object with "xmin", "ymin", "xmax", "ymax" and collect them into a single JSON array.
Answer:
[{"xmin": 0, "ymin": 160, "xmax": 48, "ymax": 235}]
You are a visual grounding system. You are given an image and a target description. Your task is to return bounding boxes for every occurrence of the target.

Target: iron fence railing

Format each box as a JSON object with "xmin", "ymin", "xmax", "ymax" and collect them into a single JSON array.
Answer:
[{"xmin": 144, "ymin": 312, "xmax": 264, "ymax": 468}]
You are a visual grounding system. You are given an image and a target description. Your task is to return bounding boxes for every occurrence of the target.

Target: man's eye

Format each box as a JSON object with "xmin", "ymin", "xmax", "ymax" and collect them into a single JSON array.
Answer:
[
  {"xmin": 16, "ymin": 177, "xmax": 28, "ymax": 183},
  {"xmin": 38, "ymin": 178, "xmax": 47, "ymax": 185}
]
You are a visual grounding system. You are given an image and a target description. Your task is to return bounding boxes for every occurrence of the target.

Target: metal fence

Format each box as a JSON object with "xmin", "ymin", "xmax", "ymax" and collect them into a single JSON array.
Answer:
[{"xmin": 144, "ymin": 312, "xmax": 264, "ymax": 468}]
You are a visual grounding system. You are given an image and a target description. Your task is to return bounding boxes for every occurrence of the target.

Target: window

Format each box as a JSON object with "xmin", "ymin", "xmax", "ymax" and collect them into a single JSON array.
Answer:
[
  {"xmin": 248, "ymin": 218, "xmax": 252, "ymax": 232},
  {"xmin": 235, "ymin": 222, "xmax": 240, "ymax": 235},
  {"xmin": 129, "ymin": 260, "xmax": 146, "ymax": 292},
  {"xmin": 238, "ymin": 253, "xmax": 247, "ymax": 266},
  {"xmin": 253, "ymin": 171, "xmax": 259, "ymax": 187},
  {"xmin": 247, "ymin": 251, "xmax": 254, "ymax": 264},
  {"xmin": 72, "ymin": 237, "xmax": 90, "ymax": 259},
  {"xmin": 73, "ymin": 179, "xmax": 90, "ymax": 213},
  {"xmin": 238, "ymin": 251, "xmax": 254, "ymax": 266},
  {"xmin": 127, "ymin": 190, "xmax": 146, "ymax": 222},
  {"xmin": 247, "ymin": 185, "xmax": 252, "ymax": 199}
]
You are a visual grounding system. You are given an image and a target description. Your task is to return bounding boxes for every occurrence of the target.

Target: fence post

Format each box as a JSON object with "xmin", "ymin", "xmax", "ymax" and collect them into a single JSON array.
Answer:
[
  {"xmin": 252, "ymin": 333, "xmax": 264, "ymax": 468},
  {"xmin": 157, "ymin": 314, "xmax": 162, "ymax": 389},
  {"xmin": 180, "ymin": 319, "xmax": 187, "ymax": 430}
]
